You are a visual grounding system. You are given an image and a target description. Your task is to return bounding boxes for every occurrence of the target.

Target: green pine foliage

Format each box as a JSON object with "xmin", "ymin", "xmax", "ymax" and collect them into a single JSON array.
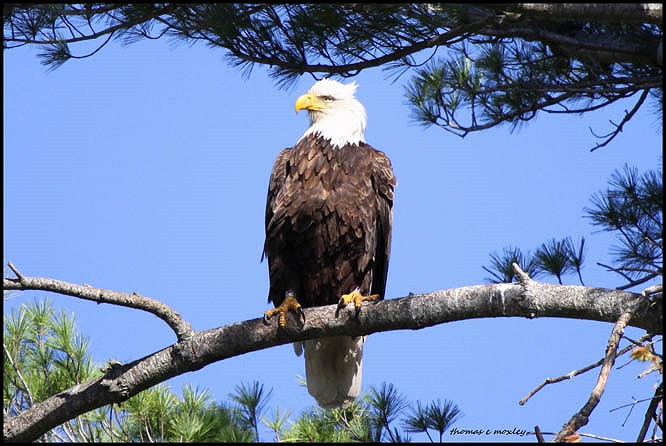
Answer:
[
  {"xmin": 277, "ymin": 403, "xmax": 369, "ymax": 442},
  {"xmin": 3, "ymin": 298, "xmax": 258, "ymax": 442},
  {"xmin": 3, "ymin": 298, "xmax": 98, "ymax": 415},
  {"xmin": 585, "ymin": 164, "xmax": 663, "ymax": 287},
  {"xmin": 534, "ymin": 238, "xmax": 579, "ymax": 285},
  {"xmin": 366, "ymin": 382, "xmax": 411, "ymax": 442},
  {"xmin": 5, "ymin": 5, "xmax": 660, "ymax": 144},
  {"xmin": 4, "ymin": 297, "xmax": 103, "ymax": 441},
  {"xmin": 483, "ymin": 246, "xmax": 542, "ymax": 283},
  {"xmin": 230, "ymin": 381, "xmax": 273, "ymax": 441},
  {"xmin": 271, "ymin": 383, "xmax": 463, "ymax": 442},
  {"xmin": 483, "ymin": 164, "xmax": 661, "ymax": 289},
  {"xmin": 404, "ymin": 399, "xmax": 464, "ymax": 443}
]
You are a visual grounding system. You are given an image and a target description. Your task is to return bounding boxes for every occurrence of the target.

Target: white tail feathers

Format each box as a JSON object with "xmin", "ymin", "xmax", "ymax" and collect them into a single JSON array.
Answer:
[{"xmin": 296, "ymin": 336, "xmax": 366, "ymax": 408}]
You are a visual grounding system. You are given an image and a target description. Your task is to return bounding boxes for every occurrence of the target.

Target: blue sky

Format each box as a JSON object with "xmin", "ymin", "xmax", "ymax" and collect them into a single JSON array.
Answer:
[{"xmin": 4, "ymin": 36, "xmax": 662, "ymax": 442}]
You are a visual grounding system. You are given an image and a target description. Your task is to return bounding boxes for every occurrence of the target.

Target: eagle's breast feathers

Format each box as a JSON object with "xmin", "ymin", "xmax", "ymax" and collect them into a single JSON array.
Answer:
[{"xmin": 264, "ymin": 133, "xmax": 395, "ymax": 309}]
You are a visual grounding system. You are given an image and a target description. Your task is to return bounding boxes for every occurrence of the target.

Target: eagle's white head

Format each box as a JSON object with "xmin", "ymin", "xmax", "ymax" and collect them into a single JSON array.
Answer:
[{"xmin": 295, "ymin": 79, "xmax": 367, "ymax": 149}]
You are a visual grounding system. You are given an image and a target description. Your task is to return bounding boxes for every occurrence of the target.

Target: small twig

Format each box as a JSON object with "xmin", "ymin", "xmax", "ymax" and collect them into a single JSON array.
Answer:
[
  {"xmin": 3, "ymin": 343, "xmax": 34, "ymax": 408},
  {"xmin": 636, "ymin": 383, "xmax": 663, "ymax": 443},
  {"xmin": 7, "ymin": 261, "xmax": 25, "ymax": 282},
  {"xmin": 601, "ymin": 266, "xmax": 662, "ymax": 291},
  {"xmin": 511, "ymin": 262, "xmax": 531, "ymax": 284},
  {"xmin": 620, "ymin": 396, "xmax": 638, "ymax": 427},
  {"xmin": 636, "ymin": 365, "xmax": 660, "ymax": 379},
  {"xmin": 519, "ymin": 341, "xmax": 639, "ymax": 405},
  {"xmin": 3, "ymin": 262, "xmax": 193, "ymax": 341},
  {"xmin": 553, "ymin": 306, "xmax": 637, "ymax": 442},
  {"xmin": 610, "ymin": 395, "xmax": 662, "ymax": 412},
  {"xmin": 622, "ymin": 334, "xmax": 656, "ymax": 349},
  {"xmin": 596, "ymin": 262, "xmax": 634, "ymax": 283},
  {"xmin": 590, "ymin": 88, "xmax": 650, "ymax": 152},
  {"xmin": 643, "ymin": 284, "xmax": 663, "ymax": 297},
  {"xmin": 576, "ymin": 431, "xmax": 625, "ymax": 442},
  {"xmin": 615, "ymin": 334, "xmax": 661, "ymax": 370}
]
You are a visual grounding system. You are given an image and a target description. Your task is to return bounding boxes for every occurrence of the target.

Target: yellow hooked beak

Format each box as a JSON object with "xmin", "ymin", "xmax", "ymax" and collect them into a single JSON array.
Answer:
[{"xmin": 294, "ymin": 93, "xmax": 328, "ymax": 113}]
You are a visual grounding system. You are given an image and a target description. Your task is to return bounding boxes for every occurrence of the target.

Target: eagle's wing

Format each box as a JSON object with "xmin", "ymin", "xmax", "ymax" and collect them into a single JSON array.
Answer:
[
  {"xmin": 370, "ymin": 149, "xmax": 397, "ymax": 299},
  {"xmin": 263, "ymin": 148, "xmax": 290, "ymax": 256}
]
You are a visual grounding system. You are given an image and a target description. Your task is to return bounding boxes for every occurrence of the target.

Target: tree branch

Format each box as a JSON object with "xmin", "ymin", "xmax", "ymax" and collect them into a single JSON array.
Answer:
[
  {"xmin": 3, "ymin": 271, "xmax": 661, "ymax": 442},
  {"xmin": 590, "ymin": 88, "xmax": 651, "ymax": 152},
  {"xmin": 3, "ymin": 262, "xmax": 193, "ymax": 342},
  {"xmin": 636, "ymin": 382, "xmax": 663, "ymax": 442},
  {"xmin": 553, "ymin": 306, "xmax": 639, "ymax": 442},
  {"xmin": 518, "ymin": 335, "xmax": 650, "ymax": 405},
  {"xmin": 596, "ymin": 262, "xmax": 662, "ymax": 291},
  {"xmin": 478, "ymin": 23, "xmax": 661, "ymax": 67},
  {"xmin": 3, "ymin": 4, "xmax": 178, "ymax": 46},
  {"xmin": 195, "ymin": 13, "xmax": 497, "ymax": 78},
  {"xmin": 487, "ymin": 3, "xmax": 663, "ymax": 25}
]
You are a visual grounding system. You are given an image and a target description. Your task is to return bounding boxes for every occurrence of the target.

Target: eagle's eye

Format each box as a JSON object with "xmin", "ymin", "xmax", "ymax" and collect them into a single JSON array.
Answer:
[{"xmin": 321, "ymin": 95, "xmax": 336, "ymax": 102}]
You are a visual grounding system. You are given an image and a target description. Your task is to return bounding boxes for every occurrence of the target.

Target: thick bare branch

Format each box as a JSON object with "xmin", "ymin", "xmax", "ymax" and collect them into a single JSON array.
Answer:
[
  {"xmin": 3, "ymin": 275, "xmax": 661, "ymax": 442},
  {"xmin": 481, "ymin": 23, "xmax": 661, "ymax": 67},
  {"xmin": 3, "ymin": 263, "xmax": 193, "ymax": 341},
  {"xmin": 488, "ymin": 3, "xmax": 663, "ymax": 25}
]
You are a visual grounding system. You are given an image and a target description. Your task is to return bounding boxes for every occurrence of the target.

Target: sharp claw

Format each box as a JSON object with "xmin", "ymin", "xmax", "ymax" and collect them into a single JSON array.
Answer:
[
  {"xmin": 298, "ymin": 306, "xmax": 305, "ymax": 322},
  {"xmin": 354, "ymin": 306, "xmax": 362, "ymax": 318}
]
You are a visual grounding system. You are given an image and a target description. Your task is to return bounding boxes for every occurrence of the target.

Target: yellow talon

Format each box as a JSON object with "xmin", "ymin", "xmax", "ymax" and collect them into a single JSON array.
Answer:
[
  {"xmin": 264, "ymin": 292, "xmax": 305, "ymax": 327},
  {"xmin": 338, "ymin": 287, "xmax": 380, "ymax": 310}
]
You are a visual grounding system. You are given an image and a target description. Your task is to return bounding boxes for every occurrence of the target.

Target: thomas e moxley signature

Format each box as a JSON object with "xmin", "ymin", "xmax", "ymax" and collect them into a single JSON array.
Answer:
[{"xmin": 450, "ymin": 427, "xmax": 529, "ymax": 437}]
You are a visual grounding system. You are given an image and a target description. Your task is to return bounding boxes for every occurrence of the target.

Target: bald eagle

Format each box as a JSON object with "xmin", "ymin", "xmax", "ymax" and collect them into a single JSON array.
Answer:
[{"xmin": 263, "ymin": 79, "xmax": 396, "ymax": 408}]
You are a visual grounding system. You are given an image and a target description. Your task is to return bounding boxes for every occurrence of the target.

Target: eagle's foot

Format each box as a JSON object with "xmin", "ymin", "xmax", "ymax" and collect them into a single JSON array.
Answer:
[
  {"xmin": 264, "ymin": 292, "xmax": 305, "ymax": 327},
  {"xmin": 338, "ymin": 287, "xmax": 380, "ymax": 313}
]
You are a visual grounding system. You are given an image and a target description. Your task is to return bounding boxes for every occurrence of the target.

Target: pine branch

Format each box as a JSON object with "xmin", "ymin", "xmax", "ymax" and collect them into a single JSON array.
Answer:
[
  {"xmin": 590, "ymin": 89, "xmax": 651, "ymax": 151},
  {"xmin": 218, "ymin": 14, "xmax": 497, "ymax": 78},
  {"xmin": 596, "ymin": 263, "xmax": 661, "ymax": 290},
  {"xmin": 3, "ymin": 267, "xmax": 662, "ymax": 442}
]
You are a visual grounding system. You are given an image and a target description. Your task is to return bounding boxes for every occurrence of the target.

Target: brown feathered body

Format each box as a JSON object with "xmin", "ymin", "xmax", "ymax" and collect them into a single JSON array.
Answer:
[
  {"xmin": 265, "ymin": 133, "xmax": 395, "ymax": 308},
  {"xmin": 264, "ymin": 133, "xmax": 396, "ymax": 408}
]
